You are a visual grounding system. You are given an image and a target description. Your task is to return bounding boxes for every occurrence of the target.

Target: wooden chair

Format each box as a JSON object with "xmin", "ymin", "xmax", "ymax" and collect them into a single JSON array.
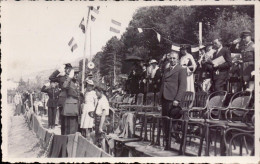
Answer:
[
  {"xmin": 110, "ymin": 112, "xmax": 145, "ymax": 157},
  {"xmin": 224, "ymin": 127, "xmax": 254, "ymax": 156},
  {"xmin": 134, "ymin": 117, "xmax": 186, "ymax": 157},
  {"xmin": 124, "ymin": 114, "xmax": 158, "ymax": 157},
  {"xmin": 204, "ymin": 91, "xmax": 253, "ymax": 156},
  {"xmin": 119, "ymin": 93, "xmax": 144, "ymax": 111}
]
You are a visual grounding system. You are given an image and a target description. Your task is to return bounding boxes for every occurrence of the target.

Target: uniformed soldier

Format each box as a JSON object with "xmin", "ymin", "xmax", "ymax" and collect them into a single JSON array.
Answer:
[
  {"xmin": 49, "ymin": 63, "xmax": 73, "ymax": 134},
  {"xmin": 240, "ymin": 30, "xmax": 255, "ymax": 89}
]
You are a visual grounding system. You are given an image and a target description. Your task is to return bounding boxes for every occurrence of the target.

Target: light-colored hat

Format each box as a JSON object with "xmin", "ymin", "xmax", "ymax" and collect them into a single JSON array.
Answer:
[
  {"xmin": 149, "ymin": 59, "xmax": 157, "ymax": 64},
  {"xmin": 85, "ymin": 79, "xmax": 94, "ymax": 85}
]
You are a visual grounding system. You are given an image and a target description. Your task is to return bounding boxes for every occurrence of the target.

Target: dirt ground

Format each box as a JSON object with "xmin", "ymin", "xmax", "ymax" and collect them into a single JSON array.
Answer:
[{"xmin": 8, "ymin": 104, "xmax": 45, "ymax": 158}]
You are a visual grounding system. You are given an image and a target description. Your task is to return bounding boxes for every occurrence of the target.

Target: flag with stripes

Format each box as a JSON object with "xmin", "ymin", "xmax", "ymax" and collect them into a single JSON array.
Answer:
[
  {"xmin": 79, "ymin": 18, "xmax": 85, "ymax": 33},
  {"xmin": 90, "ymin": 6, "xmax": 100, "ymax": 22},
  {"xmin": 68, "ymin": 37, "xmax": 78, "ymax": 52},
  {"xmin": 110, "ymin": 19, "xmax": 121, "ymax": 34}
]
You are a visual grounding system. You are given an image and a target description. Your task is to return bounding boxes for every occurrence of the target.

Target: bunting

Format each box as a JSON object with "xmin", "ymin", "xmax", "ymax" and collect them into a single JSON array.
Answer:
[
  {"xmin": 156, "ymin": 32, "xmax": 161, "ymax": 42},
  {"xmin": 110, "ymin": 19, "xmax": 121, "ymax": 34},
  {"xmin": 79, "ymin": 18, "xmax": 85, "ymax": 33},
  {"xmin": 90, "ymin": 6, "xmax": 100, "ymax": 22},
  {"xmin": 68, "ymin": 37, "xmax": 78, "ymax": 52}
]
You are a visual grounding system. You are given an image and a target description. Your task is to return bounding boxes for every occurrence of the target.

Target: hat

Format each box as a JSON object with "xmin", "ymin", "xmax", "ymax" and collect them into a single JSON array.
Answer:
[
  {"xmin": 240, "ymin": 30, "xmax": 252, "ymax": 38},
  {"xmin": 149, "ymin": 59, "xmax": 158, "ymax": 64},
  {"xmin": 65, "ymin": 63, "xmax": 72, "ymax": 69},
  {"xmin": 85, "ymin": 79, "xmax": 94, "ymax": 85},
  {"xmin": 73, "ymin": 67, "xmax": 80, "ymax": 73},
  {"xmin": 169, "ymin": 105, "xmax": 182, "ymax": 119}
]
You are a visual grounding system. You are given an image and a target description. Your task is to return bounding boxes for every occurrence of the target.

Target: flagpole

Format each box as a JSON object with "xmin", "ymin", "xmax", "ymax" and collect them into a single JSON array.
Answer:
[{"xmin": 82, "ymin": 7, "xmax": 91, "ymax": 93}]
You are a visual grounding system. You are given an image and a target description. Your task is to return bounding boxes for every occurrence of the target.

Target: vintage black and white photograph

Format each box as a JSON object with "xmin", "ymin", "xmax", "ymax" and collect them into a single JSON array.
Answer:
[{"xmin": 2, "ymin": 1, "xmax": 259, "ymax": 163}]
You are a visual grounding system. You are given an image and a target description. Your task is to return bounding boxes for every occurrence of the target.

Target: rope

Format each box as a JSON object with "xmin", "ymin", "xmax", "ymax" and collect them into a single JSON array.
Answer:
[{"xmin": 43, "ymin": 133, "xmax": 54, "ymax": 158}]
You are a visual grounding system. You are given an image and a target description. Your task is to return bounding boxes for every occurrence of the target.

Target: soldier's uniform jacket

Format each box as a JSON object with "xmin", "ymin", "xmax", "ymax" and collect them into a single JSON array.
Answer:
[
  {"xmin": 240, "ymin": 41, "xmax": 254, "ymax": 62},
  {"xmin": 61, "ymin": 76, "xmax": 81, "ymax": 116},
  {"xmin": 49, "ymin": 70, "xmax": 68, "ymax": 107},
  {"xmin": 41, "ymin": 85, "xmax": 60, "ymax": 108}
]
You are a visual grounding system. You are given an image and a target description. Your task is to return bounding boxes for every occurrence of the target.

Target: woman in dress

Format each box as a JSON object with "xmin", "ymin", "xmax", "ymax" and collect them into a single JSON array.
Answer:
[
  {"xmin": 179, "ymin": 45, "xmax": 197, "ymax": 93},
  {"xmin": 80, "ymin": 79, "xmax": 97, "ymax": 138}
]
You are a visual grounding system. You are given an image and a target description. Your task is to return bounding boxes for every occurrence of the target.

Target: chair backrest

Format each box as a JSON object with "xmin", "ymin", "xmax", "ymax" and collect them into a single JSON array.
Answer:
[
  {"xmin": 136, "ymin": 93, "xmax": 144, "ymax": 105},
  {"xmin": 207, "ymin": 91, "xmax": 227, "ymax": 109},
  {"xmin": 193, "ymin": 91, "xmax": 208, "ymax": 108},
  {"xmin": 180, "ymin": 91, "xmax": 194, "ymax": 110},
  {"xmin": 225, "ymin": 128, "xmax": 254, "ymax": 156},
  {"xmin": 228, "ymin": 91, "xmax": 252, "ymax": 109},
  {"xmin": 154, "ymin": 92, "xmax": 161, "ymax": 106},
  {"xmin": 145, "ymin": 92, "xmax": 155, "ymax": 106},
  {"xmin": 122, "ymin": 94, "xmax": 130, "ymax": 103}
]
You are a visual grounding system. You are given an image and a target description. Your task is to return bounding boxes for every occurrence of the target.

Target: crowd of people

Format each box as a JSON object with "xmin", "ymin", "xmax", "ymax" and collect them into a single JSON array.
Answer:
[
  {"xmin": 9, "ymin": 30, "xmax": 255, "ymax": 153},
  {"xmin": 125, "ymin": 30, "xmax": 255, "ymax": 95}
]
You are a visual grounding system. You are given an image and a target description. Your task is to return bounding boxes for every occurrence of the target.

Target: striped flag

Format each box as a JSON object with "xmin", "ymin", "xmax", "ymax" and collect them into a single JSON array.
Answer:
[
  {"xmin": 68, "ymin": 37, "xmax": 78, "ymax": 52},
  {"xmin": 79, "ymin": 18, "xmax": 85, "ymax": 33},
  {"xmin": 110, "ymin": 19, "xmax": 121, "ymax": 34}
]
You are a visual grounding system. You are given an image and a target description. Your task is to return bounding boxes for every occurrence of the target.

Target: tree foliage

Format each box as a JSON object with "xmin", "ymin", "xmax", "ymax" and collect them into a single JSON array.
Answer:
[{"xmin": 92, "ymin": 5, "xmax": 254, "ymax": 85}]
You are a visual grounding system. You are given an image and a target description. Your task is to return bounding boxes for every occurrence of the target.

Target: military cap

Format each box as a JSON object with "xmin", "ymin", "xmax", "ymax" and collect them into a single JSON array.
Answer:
[
  {"xmin": 240, "ymin": 30, "xmax": 252, "ymax": 38},
  {"xmin": 65, "ymin": 63, "xmax": 72, "ymax": 69}
]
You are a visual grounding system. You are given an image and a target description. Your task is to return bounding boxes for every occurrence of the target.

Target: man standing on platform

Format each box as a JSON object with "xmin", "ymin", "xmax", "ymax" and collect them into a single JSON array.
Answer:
[
  {"xmin": 160, "ymin": 51, "xmax": 187, "ymax": 149},
  {"xmin": 49, "ymin": 63, "xmax": 73, "ymax": 135},
  {"xmin": 210, "ymin": 38, "xmax": 232, "ymax": 91}
]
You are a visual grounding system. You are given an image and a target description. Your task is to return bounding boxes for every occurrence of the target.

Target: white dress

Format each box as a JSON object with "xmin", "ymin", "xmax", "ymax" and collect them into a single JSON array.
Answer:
[
  {"xmin": 180, "ymin": 53, "xmax": 197, "ymax": 93},
  {"xmin": 80, "ymin": 90, "xmax": 97, "ymax": 129}
]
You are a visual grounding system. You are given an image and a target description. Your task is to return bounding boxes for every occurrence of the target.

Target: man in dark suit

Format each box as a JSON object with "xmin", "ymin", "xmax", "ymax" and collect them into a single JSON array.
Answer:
[
  {"xmin": 160, "ymin": 51, "xmax": 187, "ymax": 149},
  {"xmin": 210, "ymin": 38, "xmax": 232, "ymax": 91}
]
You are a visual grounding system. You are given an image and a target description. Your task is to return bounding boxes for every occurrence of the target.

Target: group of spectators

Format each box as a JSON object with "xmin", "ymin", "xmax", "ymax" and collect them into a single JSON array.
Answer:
[{"xmin": 125, "ymin": 30, "xmax": 255, "ymax": 95}]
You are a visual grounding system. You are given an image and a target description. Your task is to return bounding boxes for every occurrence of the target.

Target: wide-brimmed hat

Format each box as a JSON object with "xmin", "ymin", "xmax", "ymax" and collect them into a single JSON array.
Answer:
[
  {"xmin": 240, "ymin": 30, "xmax": 252, "ymax": 38},
  {"xmin": 85, "ymin": 79, "xmax": 94, "ymax": 86},
  {"xmin": 149, "ymin": 59, "xmax": 158, "ymax": 64}
]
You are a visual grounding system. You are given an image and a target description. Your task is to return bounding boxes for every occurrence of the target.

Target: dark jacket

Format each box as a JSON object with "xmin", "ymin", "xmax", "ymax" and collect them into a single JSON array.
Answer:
[
  {"xmin": 61, "ymin": 77, "xmax": 80, "ymax": 116},
  {"xmin": 49, "ymin": 70, "xmax": 68, "ymax": 107},
  {"xmin": 160, "ymin": 64, "xmax": 187, "ymax": 102},
  {"xmin": 41, "ymin": 86, "xmax": 60, "ymax": 108},
  {"xmin": 212, "ymin": 47, "xmax": 232, "ymax": 80}
]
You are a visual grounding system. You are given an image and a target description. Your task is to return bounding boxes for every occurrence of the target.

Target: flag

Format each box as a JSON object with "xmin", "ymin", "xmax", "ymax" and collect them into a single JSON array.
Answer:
[
  {"xmin": 110, "ymin": 27, "xmax": 120, "ymax": 34},
  {"xmin": 71, "ymin": 44, "xmax": 78, "ymax": 52},
  {"xmin": 91, "ymin": 15, "xmax": 96, "ymax": 22},
  {"xmin": 90, "ymin": 6, "xmax": 100, "ymax": 22},
  {"xmin": 156, "ymin": 32, "xmax": 161, "ymax": 42},
  {"xmin": 171, "ymin": 43, "xmax": 180, "ymax": 51},
  {"xmin": 79, "ymin": 18, "xmax": 85, "ymax": 33},
  {"xmin": 68, "ymin": 37, "xmax": 74, "ymax": 46},
  {"xmin": 137, "ymin": 28, "xmax": 143, "ymax": 33},
  {"xmin": 110, "ymin": 19, "xmax": 121, "ymax": 34}
]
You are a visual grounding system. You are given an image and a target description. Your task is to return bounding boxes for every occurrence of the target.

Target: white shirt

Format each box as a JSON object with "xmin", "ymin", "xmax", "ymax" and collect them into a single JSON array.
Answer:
[{"xmin": 95, "ymin": 95, "xmax": 110, "ymax": 116}]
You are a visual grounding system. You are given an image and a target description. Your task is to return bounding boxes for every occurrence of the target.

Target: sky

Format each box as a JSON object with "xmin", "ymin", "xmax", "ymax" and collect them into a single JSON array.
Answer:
[{"xmin": 2, "ymin": 2, "xmax": 140, "ymax": 80}]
